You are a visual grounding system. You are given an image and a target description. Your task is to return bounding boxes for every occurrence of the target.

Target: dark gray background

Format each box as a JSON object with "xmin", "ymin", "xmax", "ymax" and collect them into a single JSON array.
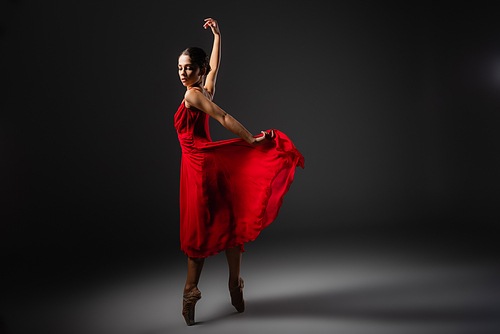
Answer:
[
  {"xmin": 3, "ymin": 0, "xmax": 498, "ymax": 261},
  {"xmin": 1, "ymin": 3, "xmax": 499, "ymax": 330}
]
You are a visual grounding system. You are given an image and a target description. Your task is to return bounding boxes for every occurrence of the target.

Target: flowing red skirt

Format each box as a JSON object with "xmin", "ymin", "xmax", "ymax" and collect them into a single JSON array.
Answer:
[{"xmin": 175, "ymin": 101, "xmax": 304, "ymax": 258}]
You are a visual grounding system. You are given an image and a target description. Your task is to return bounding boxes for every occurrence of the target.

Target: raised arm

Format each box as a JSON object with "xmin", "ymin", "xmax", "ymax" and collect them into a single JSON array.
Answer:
[
  {"xmin": 185, "ymin": 89, "xmax": 274, "ymax": 145},
  {"xmin": 203, "ymin": 18, "xmax": 221, "ymax": 97}
]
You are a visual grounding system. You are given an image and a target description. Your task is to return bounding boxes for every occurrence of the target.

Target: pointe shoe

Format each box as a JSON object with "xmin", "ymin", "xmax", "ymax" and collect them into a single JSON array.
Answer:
[
  {"xmin": 182, "ymin": 288, "xmax": 201, "ymax": 326},
  {"xmin": 229, "ymin": 277, "xmax": 245, "ymax": 313}
]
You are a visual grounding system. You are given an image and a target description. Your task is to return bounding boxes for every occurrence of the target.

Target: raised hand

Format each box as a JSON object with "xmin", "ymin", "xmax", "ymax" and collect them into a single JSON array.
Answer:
[{"xmin": 203, "ymin": 18, "xmax": 220, "ymax": 35}]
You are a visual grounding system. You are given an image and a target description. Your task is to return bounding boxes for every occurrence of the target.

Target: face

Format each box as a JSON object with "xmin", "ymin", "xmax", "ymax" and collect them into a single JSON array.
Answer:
[{"xmin": 178, "ymin": 55, "xmax": 204, "ymax": 87}]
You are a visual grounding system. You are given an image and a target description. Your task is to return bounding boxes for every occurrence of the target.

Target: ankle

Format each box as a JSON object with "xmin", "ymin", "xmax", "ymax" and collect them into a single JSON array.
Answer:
[
  {"xmin": 184, "ymin": 284, "xmax": 199, "ymax": 295},
  {"xmin": 228, "ymin": 277, "xmax": 240, "ymax": 289}
]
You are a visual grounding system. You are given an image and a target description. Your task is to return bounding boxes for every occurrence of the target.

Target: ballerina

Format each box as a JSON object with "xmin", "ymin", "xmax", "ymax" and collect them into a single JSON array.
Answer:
[{"xmin": 175, "ymin": 18, "xmax": 304, "ymax": 325}]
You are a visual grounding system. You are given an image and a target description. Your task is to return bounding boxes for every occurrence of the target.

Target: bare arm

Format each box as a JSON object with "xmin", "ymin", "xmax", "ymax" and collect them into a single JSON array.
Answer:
[
  {"xmin": 185, "ymin": 89, "xmax": 273, "ymax": 145},
  {"xmin": 203, "ymin": 18, "xmax": 221, "ymax": 97}
]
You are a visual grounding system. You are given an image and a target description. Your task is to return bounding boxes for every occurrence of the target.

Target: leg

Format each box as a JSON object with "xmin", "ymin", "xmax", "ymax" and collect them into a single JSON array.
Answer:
[
  {"xmin": 184, "ymin": 256, "xmax": 205, "ymax": 294},
  {"xmin": 182, "ymin": 256, "xmax": 205, "ymax": 326},
  {"xmin": 225, "ymin": 245, "xmax": 245, "ymax": 312},
  {"xmin": 225, "ymin": 246, "xmax": 242, "ymax": 289}
]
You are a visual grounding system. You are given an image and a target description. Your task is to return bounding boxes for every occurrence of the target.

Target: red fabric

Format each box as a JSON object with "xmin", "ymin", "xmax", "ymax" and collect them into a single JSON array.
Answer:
[{"xmin": 175, "ymin": 101, "xmax": 304, "ymax": 258}]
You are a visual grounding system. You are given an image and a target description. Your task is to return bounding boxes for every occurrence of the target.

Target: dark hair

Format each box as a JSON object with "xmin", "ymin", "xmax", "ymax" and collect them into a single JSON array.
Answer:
[{"xmin": 179, "ymin": 47, "xmax": 211, "ymax": 76}]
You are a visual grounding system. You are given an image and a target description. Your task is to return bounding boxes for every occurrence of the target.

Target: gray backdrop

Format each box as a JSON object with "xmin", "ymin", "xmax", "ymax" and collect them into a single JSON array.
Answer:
[{"xmin": 1, "ymin": 1, "xmax": 499, "ymax": 275}]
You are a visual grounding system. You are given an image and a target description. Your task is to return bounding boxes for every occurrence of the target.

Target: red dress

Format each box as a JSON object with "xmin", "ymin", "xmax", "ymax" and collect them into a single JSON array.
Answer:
[{"xmin": 175, "ymin": 99, "xmax": 304, "ymax": 258}]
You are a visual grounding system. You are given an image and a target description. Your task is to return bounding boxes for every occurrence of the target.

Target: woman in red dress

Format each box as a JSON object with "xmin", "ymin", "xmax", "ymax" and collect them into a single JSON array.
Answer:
[{"xmin": 176, "ymin": 18, "xmax": 304, "ymax": 325}]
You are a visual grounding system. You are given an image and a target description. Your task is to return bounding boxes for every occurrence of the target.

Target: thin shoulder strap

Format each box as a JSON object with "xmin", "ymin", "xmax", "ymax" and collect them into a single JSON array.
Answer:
[{"xmin": 188, "ymin": 87, "xmax": 201, "ymax": 91}]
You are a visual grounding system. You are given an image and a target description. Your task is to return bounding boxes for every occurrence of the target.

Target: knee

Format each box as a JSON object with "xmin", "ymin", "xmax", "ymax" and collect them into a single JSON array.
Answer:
[{"xmin": 188, "ymin": 256, "xmax": 204, "ymax": 264}]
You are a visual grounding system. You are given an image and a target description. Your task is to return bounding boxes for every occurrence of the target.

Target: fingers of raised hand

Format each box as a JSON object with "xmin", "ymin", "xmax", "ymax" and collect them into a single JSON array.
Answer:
[{"xmin": 203, "ymin": 18, "xmax": 217, "ymax": 29}]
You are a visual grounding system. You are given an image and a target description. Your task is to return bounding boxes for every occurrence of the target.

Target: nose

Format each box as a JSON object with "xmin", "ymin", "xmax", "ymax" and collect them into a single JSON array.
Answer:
[{"xmin": 181, "ymin": 68, "xmax": 187, "ymax": 76}]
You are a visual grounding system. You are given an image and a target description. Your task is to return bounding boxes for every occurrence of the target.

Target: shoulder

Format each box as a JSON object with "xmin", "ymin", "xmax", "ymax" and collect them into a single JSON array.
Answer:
[
  {"xmin": 184, "ymin": 89, "xmax": 201, "ymax": 109},
  {"xmin": 184, "ymin": 88, "xmax": 212, "ymax": 109},
  {"xmin": 184, "ymin": 88, "xmax": 202, "ymax": 99}
]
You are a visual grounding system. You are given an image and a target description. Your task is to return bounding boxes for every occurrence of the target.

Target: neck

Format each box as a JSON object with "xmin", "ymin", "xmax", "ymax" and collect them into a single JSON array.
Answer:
[
  {"xmin": 187, "ymin": 82, "xmax": 203, "ymax": 91},
  {"xmin": 188, "ymin": 76, "xmax": 204, "ymax": 90}
]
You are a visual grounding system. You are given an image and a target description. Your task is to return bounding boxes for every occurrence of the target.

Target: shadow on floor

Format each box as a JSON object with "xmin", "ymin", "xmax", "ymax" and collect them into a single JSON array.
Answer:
[
  {"xmin": 145, "ymin": 270, "xmax": 500, "ymax": 334},
  {"xmin": 242, "ymin": 272, "xmax": 500, "ymax": 325}
]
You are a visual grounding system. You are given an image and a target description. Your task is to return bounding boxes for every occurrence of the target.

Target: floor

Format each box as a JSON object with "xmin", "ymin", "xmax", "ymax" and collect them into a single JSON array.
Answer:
[{"xmin": 2, "ymin": 235, "xmax": 500, "ymax": 334}]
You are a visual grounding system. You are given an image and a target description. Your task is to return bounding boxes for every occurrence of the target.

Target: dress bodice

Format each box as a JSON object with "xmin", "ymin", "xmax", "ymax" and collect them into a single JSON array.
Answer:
[{"xmin": 175, "ymin": 101, "xmax": 212, "ymax": 153}]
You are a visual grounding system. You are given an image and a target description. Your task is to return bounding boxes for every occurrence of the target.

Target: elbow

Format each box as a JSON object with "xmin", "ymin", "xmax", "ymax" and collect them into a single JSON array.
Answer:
[{"xmin": 218, "ymin": 112, "xmax": 228, "ymax": 126}]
